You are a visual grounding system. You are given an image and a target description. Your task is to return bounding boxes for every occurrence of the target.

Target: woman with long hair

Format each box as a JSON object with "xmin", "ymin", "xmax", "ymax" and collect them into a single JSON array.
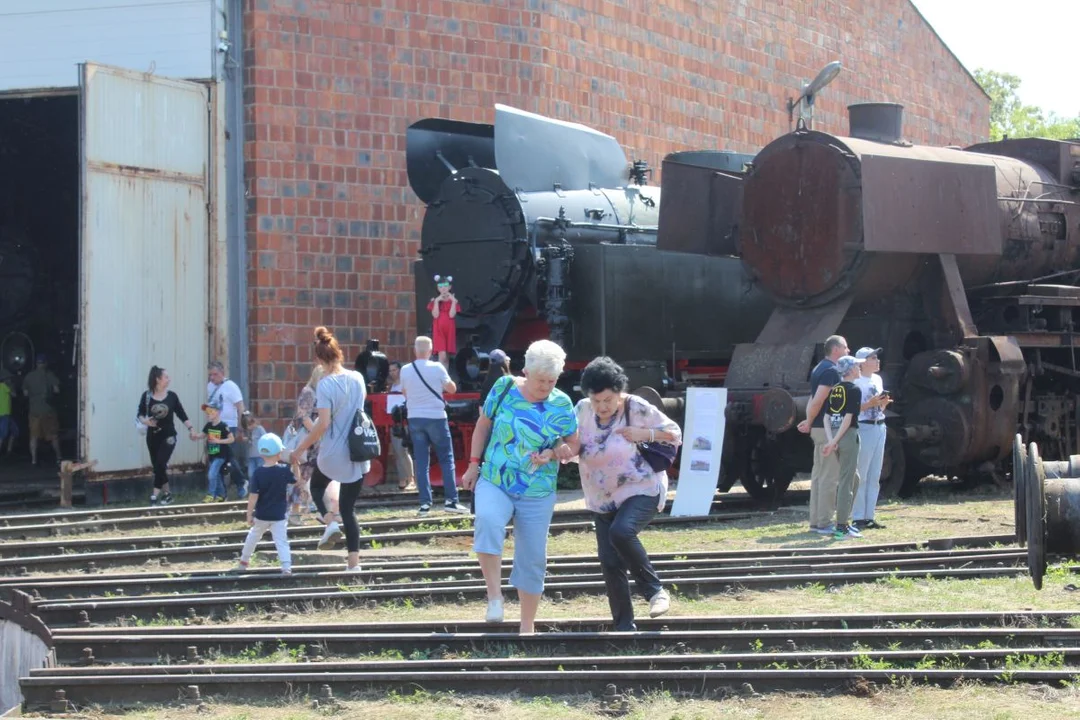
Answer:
[
  {"xmin": 290, "ymin": 364, "xmax": 342, "ymax": 537},
  {"xmin": 137, "ymin": 365, "xmax": 195, "ymax": 506},
  {"xmin": 292, "ymin": 327, "xmax": 369, "ymax": 571}
]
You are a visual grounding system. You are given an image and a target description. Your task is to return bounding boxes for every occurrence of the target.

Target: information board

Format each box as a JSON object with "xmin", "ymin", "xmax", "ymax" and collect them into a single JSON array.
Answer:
[{"xmin": 670, "ymin": 387, "xmax": 728, "ymax": 517}]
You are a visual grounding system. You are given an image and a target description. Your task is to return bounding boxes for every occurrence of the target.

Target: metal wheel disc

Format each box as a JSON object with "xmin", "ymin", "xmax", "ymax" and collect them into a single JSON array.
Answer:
[
  {"xmin": 1012, "ymin": 434, "xmax": 1027, "ymax": 546},
  {"xmin": 1026, "ymin": 442, "xmax": 1047, "ymax": 590}
]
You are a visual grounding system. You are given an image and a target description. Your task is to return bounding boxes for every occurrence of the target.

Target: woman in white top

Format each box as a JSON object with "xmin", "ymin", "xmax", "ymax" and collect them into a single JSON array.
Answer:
[{"xmin": 293, "ymin": 326, "xmax": 369, "ymax": 572}]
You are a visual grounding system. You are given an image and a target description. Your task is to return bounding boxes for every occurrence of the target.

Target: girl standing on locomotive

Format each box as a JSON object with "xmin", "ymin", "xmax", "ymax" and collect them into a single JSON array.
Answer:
[{"xmin": 427, "ymin": 275, "xmax": 458, "ymax": 369}]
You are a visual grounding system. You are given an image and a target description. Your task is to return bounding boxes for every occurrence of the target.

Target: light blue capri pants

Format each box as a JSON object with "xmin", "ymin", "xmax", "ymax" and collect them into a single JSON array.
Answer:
[{"xmin": 472, "ymin": 478, "xmax": 558, "ymax": 595}]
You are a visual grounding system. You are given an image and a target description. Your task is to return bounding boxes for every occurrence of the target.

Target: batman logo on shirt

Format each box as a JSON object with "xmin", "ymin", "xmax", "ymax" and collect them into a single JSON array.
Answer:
[{"xmin": 827, "ymin": 385, "xmax": 846, "ymax": 414}]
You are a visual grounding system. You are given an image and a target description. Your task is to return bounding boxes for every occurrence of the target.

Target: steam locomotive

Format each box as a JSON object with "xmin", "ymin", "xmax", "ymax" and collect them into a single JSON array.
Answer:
[
  {"xmin": 712, "ymin": 102, "xmax": 1080, "ymax": 498},
  {"xmin": 405, "ymin": 105, "xmax": 773, "ymax": 393}
]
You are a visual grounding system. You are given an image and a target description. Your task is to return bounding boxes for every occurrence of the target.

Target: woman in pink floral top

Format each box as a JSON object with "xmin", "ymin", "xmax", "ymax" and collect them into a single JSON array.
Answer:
[{"xmin": 574, "ymin": 356, "xmax": 682, "ymax": 631}]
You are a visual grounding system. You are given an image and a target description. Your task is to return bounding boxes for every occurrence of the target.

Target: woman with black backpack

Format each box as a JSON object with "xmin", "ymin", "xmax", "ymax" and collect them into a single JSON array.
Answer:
[{"xmin": 291, "ymin": 327, "xmax": 369, "ymax": 573}]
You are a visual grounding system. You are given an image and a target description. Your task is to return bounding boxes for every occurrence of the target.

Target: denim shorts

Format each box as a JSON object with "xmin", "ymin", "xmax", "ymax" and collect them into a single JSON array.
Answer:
[{"xmin": 472, "ymin": 479, "xmax": 557, "ymax": 595}]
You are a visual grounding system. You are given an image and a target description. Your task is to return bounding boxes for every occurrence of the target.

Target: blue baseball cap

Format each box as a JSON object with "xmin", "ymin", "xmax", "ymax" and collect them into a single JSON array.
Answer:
[
  {"xmin": 257, "ymin": 433, "xmax": 285, "ymax": 457},
  {"xmin": 835, "ymin": 355, "xmax": 865, "ymax": 376}
]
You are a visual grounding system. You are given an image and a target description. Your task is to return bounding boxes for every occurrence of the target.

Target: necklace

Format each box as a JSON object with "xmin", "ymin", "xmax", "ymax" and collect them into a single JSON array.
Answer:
[{"xmin": 595, "ymin": 411, "xmax": 618, "ymax": 431}]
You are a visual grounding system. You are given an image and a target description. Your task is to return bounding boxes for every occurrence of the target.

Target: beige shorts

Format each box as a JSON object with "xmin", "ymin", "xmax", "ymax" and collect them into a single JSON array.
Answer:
[{"xmin": 29, "ymin": 411, "xmax": 59, "ymax": 441}]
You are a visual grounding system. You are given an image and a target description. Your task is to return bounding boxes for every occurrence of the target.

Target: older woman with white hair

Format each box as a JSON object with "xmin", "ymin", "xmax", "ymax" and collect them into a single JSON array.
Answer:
[{"xmin": 462, "ymin": 339, "xmax": 579, "ymax": 633}]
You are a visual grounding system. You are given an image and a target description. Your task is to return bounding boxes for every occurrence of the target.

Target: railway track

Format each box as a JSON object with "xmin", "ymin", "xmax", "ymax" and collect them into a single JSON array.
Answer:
[
  {"xmin": 5, "ymin": 546, "xmax": 1028, "ymax": 601},
  {"xmin": 0, "ymin": 490, "xmax": 812, "ymax": 539},
  {"xmin": 0, "ymin": 513, "xmax": 766, "ymax": 573},
  {"xmin": 20, "ymin": 610, "xmax": 1080, "ymax": 708},
  {"xmin": 1, "ymin": 535, "xmax": 1038, "ymax": 627},
  {"xmin": 0, "ymin": 509, "xmax": 765, "ymax": 560}
]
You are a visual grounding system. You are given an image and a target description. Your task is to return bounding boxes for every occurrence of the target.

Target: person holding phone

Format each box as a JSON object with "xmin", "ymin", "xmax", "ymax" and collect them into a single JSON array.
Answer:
[{"xmin": 852, "ymin": 347, "xmax": 892, "ymax": 529}]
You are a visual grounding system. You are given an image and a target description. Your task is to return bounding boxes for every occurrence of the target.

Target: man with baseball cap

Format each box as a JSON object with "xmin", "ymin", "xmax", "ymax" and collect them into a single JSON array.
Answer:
[{"xmin": 852, "ymin": 347, "xmax": 893, "ymax": 529}]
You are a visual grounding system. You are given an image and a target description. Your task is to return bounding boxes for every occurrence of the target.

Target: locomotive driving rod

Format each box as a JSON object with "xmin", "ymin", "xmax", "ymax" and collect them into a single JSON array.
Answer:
[{"xmin": 1011, "ymin": 434, "xmax": 1080, "ymax": 589}]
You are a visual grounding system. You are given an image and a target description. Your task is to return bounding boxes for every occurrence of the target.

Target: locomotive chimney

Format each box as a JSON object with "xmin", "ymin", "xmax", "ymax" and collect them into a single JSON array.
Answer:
[{"xmin": 848, "ymin": 102, "xmax": 905, "ymax": 143}]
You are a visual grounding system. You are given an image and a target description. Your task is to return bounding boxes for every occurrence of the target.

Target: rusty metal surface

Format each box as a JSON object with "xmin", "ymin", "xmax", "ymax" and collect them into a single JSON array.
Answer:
[
  {"xmin": 740, "ymin": 132, "xmax": 1077, "ymax": 310},
  {"xmin": 0, "ymin": 589, "xmax": 51, "ymax": 646},
  {"xmin": 755, "ymin": 297, "xmax": 853, "ymax": 346},
  {"xmin": 79, "ymin": 64, "xmax": 210, "ymax": 474},
  {"xmin": 861, "ymin": 155, "xmax": 999, "ymax": 254},
  {"xmin": 656, "ymin": 151, "xmax": 752, "ymax": 256},
  {"xmin": 723, "ymin": 344, "xmax": 816, "ymax": 391}
]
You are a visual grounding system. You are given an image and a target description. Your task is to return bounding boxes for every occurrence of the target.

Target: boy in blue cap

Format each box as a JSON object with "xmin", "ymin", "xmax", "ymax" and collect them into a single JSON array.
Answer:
[{"xmin": 234, "ymin": 432, "xmax": 295, "ymax": 575}]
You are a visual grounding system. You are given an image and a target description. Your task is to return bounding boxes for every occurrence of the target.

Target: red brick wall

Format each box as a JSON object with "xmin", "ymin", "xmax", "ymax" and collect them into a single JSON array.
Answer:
[{"xmin": 243, "ymin": 0, "xmax": 988, "ymax": 423}]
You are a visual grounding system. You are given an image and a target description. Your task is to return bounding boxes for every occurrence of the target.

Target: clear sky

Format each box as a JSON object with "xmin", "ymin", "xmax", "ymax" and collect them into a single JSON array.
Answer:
[{"xmin": 909, "ymin": 0, "xmax": 1079, "ymax": 118}]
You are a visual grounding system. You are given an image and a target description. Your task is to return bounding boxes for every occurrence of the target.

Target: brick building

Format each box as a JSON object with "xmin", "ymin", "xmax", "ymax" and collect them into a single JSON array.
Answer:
[{"xmin": 242, "ymin": 0, "xmax": 990, "ymax": 421}]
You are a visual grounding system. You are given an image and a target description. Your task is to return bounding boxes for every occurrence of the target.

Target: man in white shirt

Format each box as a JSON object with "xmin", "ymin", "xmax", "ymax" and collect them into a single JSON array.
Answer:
[
  {"xmin": 399, "ymin": 337, "xmax": 469, "ymax": 515},
  {"xmin": 851, "ymin": 347, "xmax": 892, "ymax": 529},
  {"xmin": 207, "ymin": 361, "xmax": 248, "ymax": 498}
]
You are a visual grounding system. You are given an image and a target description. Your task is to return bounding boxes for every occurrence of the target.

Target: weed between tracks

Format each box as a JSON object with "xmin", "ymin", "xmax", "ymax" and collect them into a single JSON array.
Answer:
[{"xmin": 17, "ymin": 684, "xmax": 1080, "ymax": 719}]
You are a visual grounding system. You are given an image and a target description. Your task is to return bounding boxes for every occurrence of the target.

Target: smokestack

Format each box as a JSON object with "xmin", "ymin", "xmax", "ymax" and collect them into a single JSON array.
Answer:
[{"xmin": 848, "ymin": 102, "xmax": 904, "ymax": 143}]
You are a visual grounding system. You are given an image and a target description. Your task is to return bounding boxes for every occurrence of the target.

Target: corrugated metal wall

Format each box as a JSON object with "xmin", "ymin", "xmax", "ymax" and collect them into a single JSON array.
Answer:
[
  {"xmin": 80, "ymin": 64, "xmax": 210, "ymax": 473},
  {"xmin": 0, "ymin": 0, "xmax": 215, "ymax": 92}
]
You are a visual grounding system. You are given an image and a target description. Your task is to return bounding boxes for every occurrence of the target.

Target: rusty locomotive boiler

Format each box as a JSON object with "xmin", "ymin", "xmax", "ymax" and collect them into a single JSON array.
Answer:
[
  {"xmin": 406, "ymin": 104, "xmax": 773, "ymax": 394},
  {"xmin": 721, "ymin": 102, "xmax": 1080, "ymax": 498}
]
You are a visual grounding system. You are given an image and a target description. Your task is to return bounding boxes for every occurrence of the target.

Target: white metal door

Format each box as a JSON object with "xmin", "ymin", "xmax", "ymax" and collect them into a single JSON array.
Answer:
[{"xmin": 79, "ymin": 63, "xmax": 209, "ymax": 474}]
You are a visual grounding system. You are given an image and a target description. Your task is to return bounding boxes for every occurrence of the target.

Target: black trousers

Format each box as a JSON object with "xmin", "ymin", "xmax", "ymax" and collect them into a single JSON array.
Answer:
[
  {"xmin": 146, "ymin": 432, "xmax": 177, "ymax": 490},
  {"xmin": 594, "ymin": 493, "xmax": 664, "ymax": 631},
  {"xmin": 310, "ymin": 466, "xmax": 333, "ymax": 518},
  {"xmin": 338, "ymin": 480, "xmax": 364, "ymax": 553}
]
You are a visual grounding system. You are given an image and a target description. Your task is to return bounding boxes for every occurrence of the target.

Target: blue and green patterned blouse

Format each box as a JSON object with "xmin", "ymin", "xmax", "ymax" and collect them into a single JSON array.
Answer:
[{"xmin": 480, "ymin": 375, "xmax": 578, "ymax": 497}]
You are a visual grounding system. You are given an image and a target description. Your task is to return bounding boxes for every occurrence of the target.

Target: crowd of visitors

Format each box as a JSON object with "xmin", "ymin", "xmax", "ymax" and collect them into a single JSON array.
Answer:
[{"xmin": 131, "ymin": 327, "xmax": 895, "ymax": 631}]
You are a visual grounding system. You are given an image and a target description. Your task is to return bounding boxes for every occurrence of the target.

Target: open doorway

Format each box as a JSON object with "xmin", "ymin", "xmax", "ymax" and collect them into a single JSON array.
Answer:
[{"xmin": 0, "ymin": 93, "xmax": 80, "ymax": 495}]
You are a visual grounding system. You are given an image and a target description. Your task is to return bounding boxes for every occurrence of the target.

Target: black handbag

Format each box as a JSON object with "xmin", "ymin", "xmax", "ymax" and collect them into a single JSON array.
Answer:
[
  {"xmin": 626, "ymin": 397, "xmax": 678, "ymax": 473},
  {"xmin": 349, "ymin": 407, "xmax": 381, "ymax": 463},
  {"xmin": 332, "ymin": 373, "xmax": 382, "ymax": 463}
]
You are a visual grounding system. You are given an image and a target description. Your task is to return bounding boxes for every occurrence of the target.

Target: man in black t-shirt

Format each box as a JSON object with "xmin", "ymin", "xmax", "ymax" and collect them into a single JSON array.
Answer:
[
  {"xmin": 797, "ymin": 335, "xmax": 849, "ymax": 534},
  {"xmin": 823, "ymin": 356, "xmax": 865, "ymax": 539}
]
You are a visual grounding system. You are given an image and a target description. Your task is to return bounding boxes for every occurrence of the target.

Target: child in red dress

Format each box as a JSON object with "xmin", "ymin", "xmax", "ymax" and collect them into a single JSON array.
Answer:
[{"xmin": 427, "ymin": 275, "xmax": 459, "ymax": 369}]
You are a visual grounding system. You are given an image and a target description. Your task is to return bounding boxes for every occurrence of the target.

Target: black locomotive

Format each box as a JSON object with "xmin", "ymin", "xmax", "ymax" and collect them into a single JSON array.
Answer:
[{"xmin": 405, "ymin": 105, "xmax": 772, "ymax": 395}]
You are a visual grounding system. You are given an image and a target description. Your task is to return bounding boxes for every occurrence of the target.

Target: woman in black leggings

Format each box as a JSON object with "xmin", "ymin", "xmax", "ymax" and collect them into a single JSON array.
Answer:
[
  {"xmin": 292, "ymin": 327, "xmax": 370, "ymax": 572},
  {"xmin": 137, "ymin": 366, "xmax": 195, "ymax": 506}
]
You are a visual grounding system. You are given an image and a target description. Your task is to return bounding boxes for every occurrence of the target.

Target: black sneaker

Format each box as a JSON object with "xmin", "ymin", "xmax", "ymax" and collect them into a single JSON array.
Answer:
[
  {"xmin": 863, "ymin": 519, "xmax": 886, "ymax": 530},
  {"xmin": 444, "ymin": 501, "xmax": 469, "ymax": 514},
  {"xmin": 149, "ymin": 495, "xmax": 159, "ymax": 506},
  {"xmin": 418, "ymin": 504, "xmax": 431, "ymax": 515},
  {"xmin": 159, "ymin": 492, "xmax": 174, "ymax": 506}
]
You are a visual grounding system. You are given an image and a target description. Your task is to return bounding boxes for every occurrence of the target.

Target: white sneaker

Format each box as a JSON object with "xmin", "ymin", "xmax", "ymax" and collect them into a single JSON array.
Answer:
[
  {"xmin": 318, "ymin": 521, "xmax": 342, "ymax": 550},
  {"xmin": 444, "ymin": 501, "xmax": 470, "ymax": 514},
  {"xmin": 345, "ymin": 564, "xmax": 363, "ymax": 574},
  {"xmin": 648, "ymin": 589, "xmax": 671, "ymax": 618},
  {"xmin": 485, "ymin": 596, "xmax": 504, "ymax": 623}
]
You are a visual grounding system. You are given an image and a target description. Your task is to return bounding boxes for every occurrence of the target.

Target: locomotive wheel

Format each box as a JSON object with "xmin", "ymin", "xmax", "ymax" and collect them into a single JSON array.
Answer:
[
  {"xmin": 1026, "ymin": 442, "xmax": 1047, "ymax": 590},
  {"xmin": 741, "ymin": 435, "xmax": 795, "ymax": 503},
  {"xmin": 1013, "ymin": 434, "xmax": 1028, "ymax": 546},
  {"xmin": 877, "ymin": 428, "xmax": 908, "ymax": 500}
]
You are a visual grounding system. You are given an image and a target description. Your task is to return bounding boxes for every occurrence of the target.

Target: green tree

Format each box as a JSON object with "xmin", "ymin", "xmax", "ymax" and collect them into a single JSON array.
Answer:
[{"xmin": 974, "ymin": 68, "xmax": 1080, "ymax": 141}]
